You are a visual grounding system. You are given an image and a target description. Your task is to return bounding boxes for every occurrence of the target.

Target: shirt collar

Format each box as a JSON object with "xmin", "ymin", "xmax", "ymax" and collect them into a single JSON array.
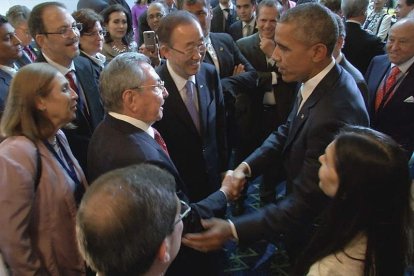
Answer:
[
  {"xmin": 219, "ymin": 2, "xmax": 233, "ymax": 10},
  {"xmin": 301, "ymin": 58, "xmax": 336, "ymax": 103},
  {"xmin": 393, "ymin": 55, "xmax": 414, "ymax": 74},
  {"xmin": 82, "ymin": 51, "xmax": 106, "ymax": 68},
  {"xmin": 42, "ymin": 52, "xmax": 75, "ymax": 75},
  {"xmin": 108, "ymin": 112, "xmax": 153, "ymax": 137},
  {"xmin": 242, "ymin": 17, "xmax": 256, "ymax": 28},
  {"xmin": 0, "ymin": 64, "xmax": 18, "ymax": 76},
  {"xmin": 166, "ymin": 59, "xmax": 196, "ymax": 91}
]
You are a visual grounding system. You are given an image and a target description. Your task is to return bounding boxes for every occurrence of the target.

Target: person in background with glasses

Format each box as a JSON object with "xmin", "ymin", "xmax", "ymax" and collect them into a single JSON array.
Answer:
[
  {"xmin": 77, "ymin": 164, "xmax": 184, "ymax": 276},
  {"xmin": 73, "ymin": 8, "xmax": 107, "ymax": 84},
  {"xmin": 29, "ymin": 1, "xmax": 105, "ymax": 177},
  {"xmin": 6, "ymin": 5, "xmax": 39, "ymax": 67},
  {"xmin": 88, "ymin": 52, "xmax": 243, "ymax": 275},
  {"xmin": 101, "ymin": 4, "xmax": 137, "ymax": 63}
]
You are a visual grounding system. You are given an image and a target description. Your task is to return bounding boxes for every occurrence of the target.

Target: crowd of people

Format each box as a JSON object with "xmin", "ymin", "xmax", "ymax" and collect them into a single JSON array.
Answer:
[{"xmin": 0, "ymin": 0, "xmax": 413, "ymax": 275}]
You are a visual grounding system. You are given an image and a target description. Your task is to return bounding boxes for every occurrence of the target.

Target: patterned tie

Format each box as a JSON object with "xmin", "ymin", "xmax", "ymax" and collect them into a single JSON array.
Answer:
[
  {"xmin": 65, "ymin": 71, "xmax": 88, "ymax": 117},
  {"xmin": 296, "ymin": 85, "xmax": 304, "ymax": 115},
  {"xmin": 184, "ymin": 80, "xmax": 200, "ymax": 132},
  {"xmin": 23, "ymin": 46, "xmax": 36, "ymax": 62},
  {"xmin": 375, "ymin": 66, "xmax": 401, "ymax": 111},
  {"xmin": 153, "ymin": 128, "xmax": 169, "ymax": 156},
  {"xmin": 244, "ymin": 24, "xmax": 251, "ymax": 37}
]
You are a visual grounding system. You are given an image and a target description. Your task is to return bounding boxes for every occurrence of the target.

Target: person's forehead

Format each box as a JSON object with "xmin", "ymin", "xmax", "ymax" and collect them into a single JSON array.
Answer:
[
  {"xmin": 42, "ymin": 6, "xmax": 74, "ymax": 25},
  {"xmin": 148, "ymin": 5, "xmax": 163, "ymax": 13},
  {"xmin": 0, "ymin": 22, "xmax": 15, "ymax": 34}
]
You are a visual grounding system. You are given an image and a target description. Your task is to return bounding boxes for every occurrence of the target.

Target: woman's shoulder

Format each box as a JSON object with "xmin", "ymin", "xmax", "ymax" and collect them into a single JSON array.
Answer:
[{"xmin": 0, "ymin": 136, "xmax": 37, "ymax": 155}]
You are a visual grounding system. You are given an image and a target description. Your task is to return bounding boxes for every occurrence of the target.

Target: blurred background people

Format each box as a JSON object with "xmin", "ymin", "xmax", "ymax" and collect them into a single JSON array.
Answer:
[
  {"xmin": 6, "ymin": 5, "xmax": 38, "ymax": 67},
  {"xmin": 363, "ymin": 0, "xmax": 393, "ymax": 42},
  {"xmin": 77, "ymin": 164, "xmax": 181, "ymax": 276},
  {"xmin": 101, "ymin": 4, "xmax": 137, "ymax": 62},
  {"xmin": 0, "ymin": 63, "xmax": 87, "ymax": 275},
  {"xmin": 132, "ymin": 0, "xmax": 148, "ymax": 44},
  {"xmin": 72, "ymin": 8, "xmax": 106, "ymax": 82},
  {"xmin": 294, "ymin": 126, "xmax": 413, "ymax": 275},
  {"xmin": 395, "ymin": 0, "xmax": 414, "ymax": 20},
  {"xmin": 0, "ymin": 15, "xmax": 22, "ymax": 116},
  {"xmin": 228, "ymin": 0, "xmax": 257, "ymax": 41}
]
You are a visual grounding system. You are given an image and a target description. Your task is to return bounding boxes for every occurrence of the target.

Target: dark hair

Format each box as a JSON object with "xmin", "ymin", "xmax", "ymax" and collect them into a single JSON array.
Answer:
[
  {"xmin": 279, "ymin": 3, "xmax": 338, "ymax": 56},
  {"xmin": 176, "ymin": 0, "xmax": 211, "ymax": 11},
  {"xmin": 157, "ymin": 10, "xmax": 199, "ymax": 45},
  {"xmin": 0, "ymin": 15, "xmax": 8, "ymax": 27},
  {"xmin": 319, "ymin": 0, "xmax": 342, "ymax": 13},
  {"xmin": 408, "ymin": 0, "xmax": 414, "ymax": 6},
  {"xmin": 6, "ymin": 5, "xmax": 31, "ymax": 28},
  {"xmin": 256, "ymin": 0, "xmax": 282, "ymax": 19},
  {"xmin": 341, "ymin": 0, "xmax": 369, "ymax": 18},
  {"xmin": 76, "ymin": 164, "xmax": 177, "ymax": 276},
  {"xmin": 72, "ymin": 8, "xmax": 103, "ymax": 36},
  {"xmin": 101, "ymin": 4, "xmax": 133, "ymax": 45},
  {"xmin": 28, "ymin": 1, "xmax": 66, "ymax": 37},
  {"xmin": 294, "ymin": 126, "xmax": 414, "ymax": 275}
]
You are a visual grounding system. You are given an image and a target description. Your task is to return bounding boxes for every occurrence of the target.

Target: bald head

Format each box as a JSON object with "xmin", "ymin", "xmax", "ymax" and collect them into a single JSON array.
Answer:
[{"xmin": 386, "ymin": 17, "xmax": 414, "ymax": 65}]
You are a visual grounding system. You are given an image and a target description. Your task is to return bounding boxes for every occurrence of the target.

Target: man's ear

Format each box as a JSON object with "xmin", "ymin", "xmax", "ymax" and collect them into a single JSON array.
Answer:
[
  {"xmin": 35, "ymin": 34, "xmax": 45, "ymax": 49},
  {"xmin": 121, "ymin": 89, "xmax": 137, "ymax": 113},
  {"xmin": 311, "ymin": 43, "xmax": 328, "ymax": 63},
  {"xmin": 159, "ymin": 44, "xmax": 169, "ymax": 59},
  {"xmin": 157, "ymin": 238, "xmax": 171, "ymax": 264}
]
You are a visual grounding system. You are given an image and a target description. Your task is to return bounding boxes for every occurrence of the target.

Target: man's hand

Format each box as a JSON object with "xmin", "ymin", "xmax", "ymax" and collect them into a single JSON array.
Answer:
[
  {"xmin": 139, "ymin": 43, "xmax": 161, "ymax": 66},
  {"xmin": 260, "ymin": 37, "xmax": 276, "ymax": 58},
  {"xmin": 182, "ymin": 218, "xmax": 233, "ymax": 252},
  {"xmin": 220, "ymin": 170, "xmax": 246, "ymax": 201},
  {"xmin": 232, "ymin": 64, "xmax": 245, "ymax": 76}
]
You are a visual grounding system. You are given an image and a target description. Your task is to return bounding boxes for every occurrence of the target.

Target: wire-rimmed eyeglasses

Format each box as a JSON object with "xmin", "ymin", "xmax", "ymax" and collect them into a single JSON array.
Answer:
[
  {"xmin": 129, "ymin": 81, "xmax": 165, "ymax": 96},
  {"xmin": 40, "ymin": 22, "xmax": 83, "ymax": 38},
  {"xmin": 174, "ymin": 200, "xmax": 191, "ymax": 225},
  {"xmin": 82, "ymin": 29, "xmax": 107, "ymax": 37},
  {"xmin": 169, "ymin": 42, "xmax": 206, "ymax": 56}
]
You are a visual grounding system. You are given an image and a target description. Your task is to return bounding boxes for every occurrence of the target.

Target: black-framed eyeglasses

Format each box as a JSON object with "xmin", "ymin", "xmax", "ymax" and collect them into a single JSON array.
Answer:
[
  {"xmin": 174, "ymin": 200, "xmax": 191, "ymax": 225},
  {"xmin": 40, "ymin": 23, "xmax": 83, "ymax": 38},
  {"xmin": 83, "ymin": 29, "xmax": 107, "ymax": 37},
  {"xmin": 130, "ymin": 81, "xmax": 165, "ymax": 96},
  {"xmin": 169, "ymin": 42, "xmax": 206, "ymax": 56}
]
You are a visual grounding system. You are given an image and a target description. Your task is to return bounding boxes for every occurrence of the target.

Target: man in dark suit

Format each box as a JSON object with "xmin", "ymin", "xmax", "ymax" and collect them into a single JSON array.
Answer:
[
  {"xmin": 0, "ymin": 15, "xmax": 22, "ymax": 115},
  {"xmin": 228, "ymin": 0, "xmax": 257, "ymax": 41},
  {"xmin": 333, "ymin": 13, "xmax": 369, "ymax": 107},
  {"xmin": 29, "ymin": 2, "xmax": 104, "ymax": 174},
  {"xmin": 365, "ymin": 18, "xmax": 414, "ymax": 156},
  {"xmin": 236, "ymin": 0, "xmax": 296, "ymax": 204},
  {"xmin": 182, "ymin": 3, "xmax": 369, "ymax": 260},
  {"xmin": 88, "ymin": 52, "xmax": 240, "ymax": 276},
  {"xmin": 341, "ymin": 0, "xmax": 385, "ymax": 75},
  {"xmin": 210, "ymin": 0, "xmax": 237, "ymax": 33}
]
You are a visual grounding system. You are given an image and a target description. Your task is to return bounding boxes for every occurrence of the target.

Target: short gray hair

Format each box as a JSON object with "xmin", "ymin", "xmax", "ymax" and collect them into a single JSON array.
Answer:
[
  {"xmin": 341, "ymin": 0, "xmax": 368, "ymax": 19},
  {"xmin": 99, "ymin": 52, "xmax": 151, "ymax": 112},
  {"xmin": 6, "ymin": 5, "xmax": 31, "ymax": 28}
]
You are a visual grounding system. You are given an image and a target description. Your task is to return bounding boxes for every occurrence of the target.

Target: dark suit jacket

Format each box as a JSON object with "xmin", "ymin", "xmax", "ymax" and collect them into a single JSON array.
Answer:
[
  {"xmin": 87, "ymin": 114, "xmax": 227, "ymax": 275},
  {"xmin": 80, "ymin": 51, "xmax": 102, "ymax": 86},
  {"xmin": 37, "ymin": 54, "xmax": 104, "ymax": 174},
  {"xmin": 154, "ymin": 62, "xmax": 227, "ymax": 203},
  {"xmin": 210, "ymin": 5, "xmax": 237, "ymax": 33},
  {"xmin": 228, "ymin": 20, "xmax": 257, "ymax": 41},
  {"xmin": 234, "ymin": 64, "xmax": 369, "ymax": 258},
  {"xmin": 342, "ymin": 21, "xmax": 385, "ymax": 75},
  {"xmin": 339, "ymin": 54, "xmax": 369, "ymax": 107},
  {"xmin": 0, "ymin": 69, "xmax": 12, "ymax": 115},
  {"xmin": 365, "ymin": 54, "xmax": 414, "ymax": 155}
]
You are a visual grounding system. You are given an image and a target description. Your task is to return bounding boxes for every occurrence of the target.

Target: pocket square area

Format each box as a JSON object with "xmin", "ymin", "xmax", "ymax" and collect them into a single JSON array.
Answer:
[{"xmin": 404, "ymin": 96, "xmax": 414, "ymax": 103}]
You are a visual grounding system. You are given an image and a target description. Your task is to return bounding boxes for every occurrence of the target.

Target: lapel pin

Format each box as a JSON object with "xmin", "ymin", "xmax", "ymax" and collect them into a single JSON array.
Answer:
[
  {"xmin": 300, "ymin": 114, "xmax": 304, "ymax": 119},
  {"xmin": 220, "ymin": 47, "xmax": 224, "ymax": 51},
  {"xmin": 199, "ymin": 85, "xmax": 204, "ymax": 88}
]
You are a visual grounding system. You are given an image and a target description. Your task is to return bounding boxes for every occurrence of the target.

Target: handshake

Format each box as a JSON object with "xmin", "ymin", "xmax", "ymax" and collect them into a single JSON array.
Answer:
[{"xmin": 219, "ymin": 163, "xmax": 249, "ymax": 201}]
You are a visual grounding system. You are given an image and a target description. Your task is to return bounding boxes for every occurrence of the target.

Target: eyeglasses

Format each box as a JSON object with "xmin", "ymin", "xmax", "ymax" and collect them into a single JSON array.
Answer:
[
  {"xmin": 130, "ymin": 81, "xmax": 165, "ymax": 96},
  {"xmin": 169, "ymin": 42, "xmax": 206, "ymax": 56},
  {"xmin": 174, "ymin": 200, "xmax": 191, "ymax": 225},
  {"xmin": 83, "ymin": 29, "xmax": 107, "ymax": 37},
  {"xmin": 147, "ymin": 12, "xmax": 165, "ymax": 20},
  {"xmin": 40, "ymin": 23, "xmax": 83, "ymax": 38}
]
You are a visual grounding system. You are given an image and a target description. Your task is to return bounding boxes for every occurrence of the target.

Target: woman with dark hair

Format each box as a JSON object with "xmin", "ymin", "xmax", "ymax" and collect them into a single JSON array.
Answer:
[
  {"xmin": 101, "ymin": 4, "xmax": 137, "ymax": 62},
  {"xmin": 72, "ymin": 8, "xmax": 106, "ymax": 81},
  {"xmin": 294, "ymin": 126, "xmax": 413, "ymax": 275},
  {"xmin": 0, "ymin": 63, "xmax": 87, "ymax": 275}
]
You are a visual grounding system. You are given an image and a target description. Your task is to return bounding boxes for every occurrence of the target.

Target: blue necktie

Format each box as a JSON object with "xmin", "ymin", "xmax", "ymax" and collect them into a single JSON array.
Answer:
[{"xmin": 184, "ymin": 81, "xmax": 200, "ymax": 132}]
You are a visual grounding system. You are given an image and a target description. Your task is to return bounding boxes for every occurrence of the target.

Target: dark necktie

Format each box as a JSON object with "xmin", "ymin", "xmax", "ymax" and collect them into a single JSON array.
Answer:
[
  {"xmin": 375, "ymin": 66, "xmax": 401, "ymax": 111},
  {"xmin": 153, "ymin": 128, "xmax": 169, "ymax": 156},
  {"xmin": 65, "ymin": 71, "xmax": 88, "ymax": 118},
  {"xmin": 184, "ymin": 81, "xmax": 200, "ymax": 132}
]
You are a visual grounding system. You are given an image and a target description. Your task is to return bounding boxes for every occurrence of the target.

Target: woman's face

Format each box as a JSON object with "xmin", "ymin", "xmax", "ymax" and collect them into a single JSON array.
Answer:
[
  {"xmin": 106, "ymin": 11, "xmax": 128, "ymax": 40},
  {"xmin": 318, "ymin": 141, "xmax": 340, "ymax": 197},
  {"xmin": 40, "ymin": 73, "xmax": 78, "ymax": 130},
  {"xmin": 80, "ymin": 21, "xmax": 104, "ymax": 56}
]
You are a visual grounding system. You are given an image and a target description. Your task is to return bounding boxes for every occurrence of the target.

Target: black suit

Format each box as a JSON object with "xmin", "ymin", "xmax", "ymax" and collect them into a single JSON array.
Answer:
[
  {"xmin": 155, "ymin": 62, "xmax": 227, "ymax": 203},
  {"xmin": 233, "ymin": 63, "xmax": 369, "ymax": 258},
  {"xmin": 338, "ymin": 54, "xmax": 369, "ymax": 108},
  {"xmin": 210, "ymin": 5, "xmax": 237, "ymax": 33},
  {"xmin": 88, "ymin": 115, "xmax": 227, "ymax": 276},
  {"xmin": 365, "ymin": 54, "xmax": 414, "ymax": 155},
  {"xmin": 36, "ymin": 54, "xmax": 104, "ymax": 174},
  {"xmin": 0, "ymin": 69, "xmax": 12, "ymax": 115},
  {"xmin": 228, "ymin": 20, "xmax": 257, "ymax": 41},
  {"xmin": 342, "ymin": 21, "xmax": 385, "ymax": 75}
]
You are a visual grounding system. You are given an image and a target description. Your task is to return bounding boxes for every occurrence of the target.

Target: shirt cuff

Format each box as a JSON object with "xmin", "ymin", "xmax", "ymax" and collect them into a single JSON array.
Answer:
[
  {"xmin": 227, "ymin": 219, "xmax": 239, "ymax": 241},
  {"xmin": 219, "ymin": 189, "xmax": 228, "ymax": 201},
  {"xmin": 241, "ymin": 161, "xmax": 252, "ymax": 177},
  {"xmin": 271, "ymin": 72, "xmax": 278, "ymax": 85}
]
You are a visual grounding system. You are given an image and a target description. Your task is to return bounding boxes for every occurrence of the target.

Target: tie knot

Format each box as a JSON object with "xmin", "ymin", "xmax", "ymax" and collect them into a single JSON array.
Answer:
[{"xmin": 390, "ymin": 66, "xmax": 401, "ymax": 77}]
